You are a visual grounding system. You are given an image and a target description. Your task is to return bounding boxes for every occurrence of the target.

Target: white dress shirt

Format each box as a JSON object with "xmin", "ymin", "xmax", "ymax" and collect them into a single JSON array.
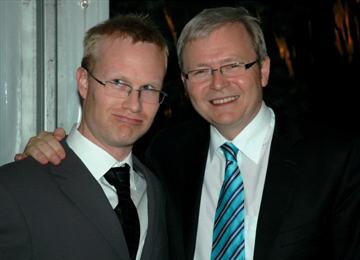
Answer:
[
  {"xmin": 66, "ymin": 124, "xmax": 148, "ymax": 260},
  {"xmin": 194, "ymin": 102, "xmax": 275, "ymax": 260}
]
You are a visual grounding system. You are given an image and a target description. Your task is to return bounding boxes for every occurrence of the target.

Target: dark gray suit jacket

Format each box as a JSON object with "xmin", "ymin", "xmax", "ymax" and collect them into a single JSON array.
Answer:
[
  {"xmin": 0, "ymin": 141, "xmax": 168, "ymax": 260},
  {"xmin": 146, "ymin": 117, "xmax": 360, "ymax": 260}
]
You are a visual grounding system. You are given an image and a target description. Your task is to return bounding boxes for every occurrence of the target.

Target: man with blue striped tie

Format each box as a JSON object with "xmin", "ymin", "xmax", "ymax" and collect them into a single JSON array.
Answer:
[{"xmin": 147, "ymin": 6, "xmax": 360, "ymax": 260}]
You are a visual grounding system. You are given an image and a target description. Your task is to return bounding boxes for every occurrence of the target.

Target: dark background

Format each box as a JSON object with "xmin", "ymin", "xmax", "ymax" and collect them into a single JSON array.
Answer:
[{"xmin": 109, "ymin": 0, "xmax": 360, "ymax": 156}]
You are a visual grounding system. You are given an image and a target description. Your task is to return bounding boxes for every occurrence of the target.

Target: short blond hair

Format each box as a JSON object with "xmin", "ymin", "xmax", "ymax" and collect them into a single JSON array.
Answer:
[{"xmin": 81, "ymin": 14, "xmax": 168, "ymax": 71}]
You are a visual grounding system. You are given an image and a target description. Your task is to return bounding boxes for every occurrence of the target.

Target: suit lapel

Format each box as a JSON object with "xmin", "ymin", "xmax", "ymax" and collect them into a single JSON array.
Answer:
[
  {"xmin": 133, "ymin": 156, "xmax": 156, "ymax": 260},
  {"xmin": 50, "ymin": 142, "xmax": 130, "ymax": 260},
  {"xmin": 253, "ymin": 120, "xmax": 300, "ymax": 260},
  {"xmin": 183, "ymin": 123, "xmax": 210, "ymax": 258}
]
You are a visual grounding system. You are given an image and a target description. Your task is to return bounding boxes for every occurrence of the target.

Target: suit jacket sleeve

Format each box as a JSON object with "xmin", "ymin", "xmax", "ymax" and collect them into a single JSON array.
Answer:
[
  {"xmin": 332, "ymin": 137, "xmax": 360, "ymax": 259},
  {"xmin": 0, "ymin": 171, "xmax": 31, "ymax": 259}
]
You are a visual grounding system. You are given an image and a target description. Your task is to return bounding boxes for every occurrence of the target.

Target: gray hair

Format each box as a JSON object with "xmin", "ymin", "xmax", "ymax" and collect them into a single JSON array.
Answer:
[{"xmin": 176, "ymin": 6, "xmax": 268, "ymax": 70}]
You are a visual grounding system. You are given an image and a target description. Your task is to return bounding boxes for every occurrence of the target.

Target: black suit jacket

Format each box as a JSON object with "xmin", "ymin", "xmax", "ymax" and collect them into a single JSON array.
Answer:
[
  {"xmin": 0, "ymin": 141, "xmax": 168, "ymax": 260},
  {"xmin": 146, "ymin": 117, "xmax": 360, "ymax": 260}
]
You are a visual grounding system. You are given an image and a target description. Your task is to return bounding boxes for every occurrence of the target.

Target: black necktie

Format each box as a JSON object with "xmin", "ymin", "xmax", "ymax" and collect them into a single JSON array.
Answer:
[{"xmin": 104, "ymin": 164, "xmax": 140, "ymax": 260}]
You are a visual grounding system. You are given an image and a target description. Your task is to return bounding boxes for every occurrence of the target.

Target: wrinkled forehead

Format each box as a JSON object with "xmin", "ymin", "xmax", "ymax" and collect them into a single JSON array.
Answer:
[
  {"xmin": 180, "ymin": 22, "xmax": 253, "ymax": 58},
  {"xmin": 181, "ymin": 23, "xmax": 254, "ymax": 65}
]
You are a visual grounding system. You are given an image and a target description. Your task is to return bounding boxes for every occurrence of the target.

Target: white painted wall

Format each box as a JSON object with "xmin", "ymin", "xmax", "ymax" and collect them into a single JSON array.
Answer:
[{"xmin": 0, "ymin": 0, "xmax": 109, "ymax": 165}]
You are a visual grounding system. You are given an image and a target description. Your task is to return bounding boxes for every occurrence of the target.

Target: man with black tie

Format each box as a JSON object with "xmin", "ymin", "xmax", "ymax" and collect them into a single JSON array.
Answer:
[
  {"xmin": 0, "ymin": 14, "xmax": 169, "ymax": 260},
  {"xmin": 14, "ymin": 6, "xmax": 360, "ymax": 260}
]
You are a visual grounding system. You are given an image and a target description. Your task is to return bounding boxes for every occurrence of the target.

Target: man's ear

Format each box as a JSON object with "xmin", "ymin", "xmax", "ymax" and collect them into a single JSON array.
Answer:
[
  {"xmin": 76, "ymin": 67, "xmax": 88, "ymax": 99},
  {"xmin": 260, "ymin": 56, "xmax": 271, "ymax": 88},
  {"xmin": 180, "ymin": 74, "xmax": 189, "ymax": 97},
  {"xmin": 181, "ymin": 72, "xmax": 186, "ymax": 84}
]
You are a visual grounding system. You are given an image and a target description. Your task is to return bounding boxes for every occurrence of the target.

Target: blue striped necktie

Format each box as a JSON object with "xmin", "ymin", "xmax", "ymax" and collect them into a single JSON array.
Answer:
[{"xmin": 211, "ymin": 142, "xmax": 245, "ymax": 260}]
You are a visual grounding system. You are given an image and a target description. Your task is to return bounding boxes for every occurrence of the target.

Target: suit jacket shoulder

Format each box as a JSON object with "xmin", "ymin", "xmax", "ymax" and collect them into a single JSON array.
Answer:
[
  {"xmin": 255, "ymin": 115, "xmax": 360, "ymax": 260},
  {"xmin": 145, "ymin": 119, "xmax": 210, "ymax": 259},
  {"xmin": 0, "ymin": 143, "xmax": 129, "ymax": 260}
]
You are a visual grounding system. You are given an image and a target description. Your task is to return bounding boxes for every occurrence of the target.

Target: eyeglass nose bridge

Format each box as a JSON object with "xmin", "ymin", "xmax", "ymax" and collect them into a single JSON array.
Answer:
[
  {"xmin": 209, "ymin": 67, "xmax": 227, "ymax": 78},
  {"xmin": 124, "ymin": 86, "xmax": 143, "ymax": 100}
]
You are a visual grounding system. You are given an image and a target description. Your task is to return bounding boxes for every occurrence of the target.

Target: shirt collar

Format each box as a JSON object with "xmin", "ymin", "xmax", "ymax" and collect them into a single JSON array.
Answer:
[
  {"xmin": 209, "ymin": 102, "xmax": 275, "ymax": 164},
  {"xmin": 66, "ymin": 124, "xmax": 139, "ymax": 189}
]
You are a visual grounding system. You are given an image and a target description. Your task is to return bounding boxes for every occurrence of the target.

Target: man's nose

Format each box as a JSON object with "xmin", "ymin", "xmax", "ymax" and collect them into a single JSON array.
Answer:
[
  {"xmin": 210, "ymin": 68, "xmax": 227, "ymax": 90},
  {"xmin": 122, "ymin": 90, "xmax": 141, "ymax": 112}
]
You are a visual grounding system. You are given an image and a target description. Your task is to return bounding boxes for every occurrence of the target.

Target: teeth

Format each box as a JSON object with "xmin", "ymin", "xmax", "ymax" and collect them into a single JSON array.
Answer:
[{"xmin": 211, "ymin": 95, "xmax": 239, "ymax": 105}]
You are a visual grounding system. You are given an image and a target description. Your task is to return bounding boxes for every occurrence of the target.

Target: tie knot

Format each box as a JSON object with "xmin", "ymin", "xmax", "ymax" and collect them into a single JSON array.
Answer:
[
  {"xmin": 221, "ymin": 142, "xmax": 239, "ymax": 162},
  {"xmin": 104, "ymin": 164, "xmax": 131, "ymax": 191}
]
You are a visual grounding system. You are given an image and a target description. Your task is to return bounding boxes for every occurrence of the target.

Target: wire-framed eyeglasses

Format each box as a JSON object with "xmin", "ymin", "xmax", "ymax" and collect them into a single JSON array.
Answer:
[
  {"xmin": 84, "ymin": 68, "xmax": 167, "ymax": 105},
  {"xmin": 183, "ymin": 60, "xmax": 258, "ymax": 84}
]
